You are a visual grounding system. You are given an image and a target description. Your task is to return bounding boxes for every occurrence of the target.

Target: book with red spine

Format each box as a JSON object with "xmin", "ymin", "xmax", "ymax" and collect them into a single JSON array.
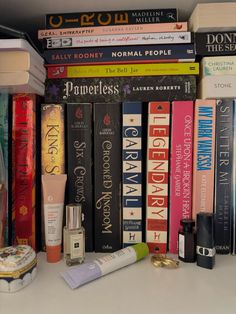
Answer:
[
  {"xmin": 12, "ymin": 94, "xmax": 37, "ymax": 250},
  {"xmin": 146, "ymin": 101, "xmax": 170, "ymax": 254},
  {"xmin": 192, "ymin": 99, "xmax": 216, "ymax": 220},
  {"xmin": 169, "ymin": 101, "xmax": 194, "ymax": 254}
]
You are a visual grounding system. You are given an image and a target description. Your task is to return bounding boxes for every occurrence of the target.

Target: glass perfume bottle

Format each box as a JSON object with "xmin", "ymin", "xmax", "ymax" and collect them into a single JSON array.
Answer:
[
  {"xmin": 63, "ymin": 204, "xmax": 85, "ymax": 266},
  {"xmin": 178, "ymin": 219, "xmax": 196, "ymax": 263}
]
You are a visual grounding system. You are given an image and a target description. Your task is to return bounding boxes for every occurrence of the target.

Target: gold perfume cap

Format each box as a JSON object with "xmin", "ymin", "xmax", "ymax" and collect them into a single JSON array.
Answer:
[{"xmin": 66, "ymin": 204, "xmax": 82, "ymax": 230}]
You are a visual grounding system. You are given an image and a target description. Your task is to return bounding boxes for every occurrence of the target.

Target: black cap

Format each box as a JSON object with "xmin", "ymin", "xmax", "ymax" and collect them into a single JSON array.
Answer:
[{"xmin": 197, "ymin": 212, "xmax": 214, "ymax": 247}]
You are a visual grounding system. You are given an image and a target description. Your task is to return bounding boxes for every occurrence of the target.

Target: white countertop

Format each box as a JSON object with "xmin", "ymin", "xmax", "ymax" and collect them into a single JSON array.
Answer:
[{"xmin": 1, "ymin": 252, "xmax": 236, "ymax": 314}]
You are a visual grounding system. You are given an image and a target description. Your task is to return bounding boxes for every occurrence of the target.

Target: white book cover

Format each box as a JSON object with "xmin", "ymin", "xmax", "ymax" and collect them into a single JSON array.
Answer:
[{"xmin": 199, "ymin": 75, "xmax": 236, "ymax": 99}]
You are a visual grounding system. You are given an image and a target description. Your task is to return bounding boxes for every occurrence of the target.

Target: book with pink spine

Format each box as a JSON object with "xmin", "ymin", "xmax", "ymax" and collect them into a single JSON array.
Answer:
[
  {"xmin": 169, "ymin": 101, "xmax": 194, "ymax": 254},
  {"xmin": 192, "ymin": 99, "xmax": 216, "ymax": 220},
  {"xmin": 146, "ymin": 101, "xmax": 170, "ymax": 254}
]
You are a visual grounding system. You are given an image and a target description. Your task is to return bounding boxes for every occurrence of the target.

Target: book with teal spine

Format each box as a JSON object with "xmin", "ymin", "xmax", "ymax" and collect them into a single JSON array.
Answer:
[{"xmin": 0, "ymin": 91, "xmax": 10, "ymax": 246}]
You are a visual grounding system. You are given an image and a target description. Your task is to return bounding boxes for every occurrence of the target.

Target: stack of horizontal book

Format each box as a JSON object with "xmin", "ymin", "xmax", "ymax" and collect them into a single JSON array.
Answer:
[
  {"xmin": 189, "ymin": 2, "xmax": 236, "ymax": 255},
  {"xmin": 0, "ymin": 37, "xmax": 45, "ymax": 95},
  {"xmin": 37, "ymin": 7, "xmax": 200, "ymax": 255}
]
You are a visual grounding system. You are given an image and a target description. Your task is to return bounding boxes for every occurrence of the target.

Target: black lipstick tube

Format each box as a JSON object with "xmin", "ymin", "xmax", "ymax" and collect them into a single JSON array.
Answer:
[{"xmin": 196, "ymin": 212, "xmax": 215, "ymax": 269}]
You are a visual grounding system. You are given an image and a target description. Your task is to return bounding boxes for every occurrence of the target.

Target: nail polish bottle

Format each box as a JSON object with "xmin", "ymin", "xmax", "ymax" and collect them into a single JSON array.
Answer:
[
  {"xmin": 63, "ymin": 204, "xmax": 85, "ymax": 266},
  {"xmin": 178, "ymin": 219, "xmax": 196, "ymax": 262}
]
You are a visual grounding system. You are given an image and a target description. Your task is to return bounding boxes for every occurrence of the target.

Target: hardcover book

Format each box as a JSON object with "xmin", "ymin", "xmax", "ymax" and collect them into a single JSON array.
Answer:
[
  {"xmin": 45, "ymin": 9, "xmax": 178, "ymax": 29},
  {"xmin": 195, "ymin": 32, "xmax": 236, "ymax": 57},
  {"xmin": 122, "ymin": 101, "xmax": 143, "ymax": 247},
  {"xmin": 39, "ymin": 22, "xmax": 187, "ymax": 39},
  {"xmin": 189, "ymin": 3, "xmax": 236, "ymax": 32},
  {"xmin": 192, "ymin": 99, "xmax": 216, "ymax": 220},
  {"xmin": 66, "ymin": 103, "xmax": 93, "ymax": 252},
  {"xmin": 146, "ymin": 101, "xmax": 170, "ymax": 254},
  {"xmin": 46, "ymin": 62, "xmax": 199, "ymax": 79},
  {"xmin": 12, "ymin": 94, "xmax": 37, "ymax": 250},
  {"xmin": 94, "ymin": 102, "xmax": 122, "ymax": 252},
  {"xmin": 41, "ymin": 104, "xmax": 65, "ymax": 175},
  {"xmin": 41, "ymin": 103, "xmax": 65, "ymax": 250},
  {"xmin": 215, "ymin": 99, "xmax": 233, "ymax": 254},
  {"xmin": 43, "ymin": 32, "xmax": 192, "ymax": 49},
  {"xmin": 45, "ymin": 75, "xmax": 196, "ymax": 103},
  {"xmin": 43, "ymin": 43, "xmax": 195, "ymax": 65},
  {"xmin": 169, "ymin": 101, "xmax": 194, "ymax": 254},
  {"xmin": 201, "ymin": 56, "xmax": 236, "ymax": 76},
  {"xmin": 199, "ymin": 75, "xmax": 236, "ymax": 99}
]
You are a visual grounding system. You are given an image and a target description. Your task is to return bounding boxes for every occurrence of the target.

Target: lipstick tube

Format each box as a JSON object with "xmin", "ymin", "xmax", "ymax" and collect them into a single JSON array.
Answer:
[{"xmin": 196, "ymin": 212, "xmax": 215, "ymax": 269}]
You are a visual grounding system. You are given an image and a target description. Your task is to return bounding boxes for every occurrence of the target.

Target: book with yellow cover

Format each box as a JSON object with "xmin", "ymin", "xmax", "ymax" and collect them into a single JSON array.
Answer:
[{"xmin": 46, "ymin": 62, "xmax": 199, "ymax": 78}]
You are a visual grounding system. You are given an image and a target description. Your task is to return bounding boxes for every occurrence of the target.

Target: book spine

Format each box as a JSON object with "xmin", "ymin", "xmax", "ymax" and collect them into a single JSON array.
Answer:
[
  {"xmin": 232, "ymin": 100, "xmax": 236, "ymax": 254},
  {"xmin": 202, "ymin": 56, "xmax": 236, "ymax": 76},
  {"xmin": 94, "ymin": 102, "xmax": 121, "ymax": 252},
  {"xmin": 41, "ymin": 103, "xmax": 65, "ymax": 251},
  {"xmin": 43, "ymin": 44, "xmax": 195, "ymax": 65},
  {"xmin": 199, "ymin": 75, "xmax": 236, "ymax": 99},
  {"xmin": 169, "ymin": 101, "xmax": 194, "ymax": 254},
  {"xmin": 45, "ymin": 9, "xmax": 178, "ymax": 29},
  {"xmin": 47, "ymin": 62, "xmax": 199, "ymax": 79},
  {"xmin": 45, "ymin": 76, "xmax": 196, "ymax": 103},
  {"xmin": 192, "ymin": 99, "xmax": 216, "ymax": 220},
  {"xmin": 195, "ymin": 32, "xmax": 236, "ymax": 56},
  {"xmin": 44, "ymin": 32, "xmax": 192, "ymax": 49},
  {"xmin": 215, "ymin": 99, "xmax": 233, "ymax": 254},
  {"xmin": 39, "ymin": 22, "xmax": 187, "ymax": 39},
  {"xmin": 146, "ymin": 101, "xmax": 170, "ymax": 254},
  {"xmin": 66, "ymin": 103, "xmax": 94, "ymax": 252},
  {"xmin": 122, "ymin": 101, "xmax": 143, "ymax": 247},
  {"xmin": 12, "ymin": 94, "xmax": 36, "ymax": 250},
  {"xmin": 41, "ymin": 104, "xmax": 65, "ymax": 175},
  {"xmin": 0, "ymin": 92, "xmax": 10, "ymax": 246}
]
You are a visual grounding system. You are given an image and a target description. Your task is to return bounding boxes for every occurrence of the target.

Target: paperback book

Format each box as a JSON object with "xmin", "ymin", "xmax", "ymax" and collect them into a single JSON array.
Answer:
[
  {"xmin": 122, "ymin": 101, "xmax": 143, "ymax": 247},
  {"xmin": 67, "ymin": 103, "xmax": 94, "ymax": 252},
  {"xmin": 43, "ymin": 43, "xmax": 195, "ymax": 65},
  {"xmin": 43, "ymin": 32, "xmax": 192, "ymax": 49},
  {"xmin": 192, "ymin": 99, "xmax": 216, "ymax": 220},
  {"xmin": 169, "ymin": 101, "xmax": 194, "ymax": 254},
  {"xmin": 46, "ymin": 62, "xmax": 199, "ymax": 79},
  {"xmin": 215, "ymin": 99, "xmax": 233, "ymax": 254},
  {"xmin": 45, "ymin": 9, "xmax": 178, "ymax": 29},
  {"xmin": 45, "ymin": 75, "xmax": 196, "ymax": 103},
  {"xmin": 39, "ymin": 22, "xmax": 187, "ymax": 39},
  {"xmin": 94, "ymin": 102, "xmax": 122, "ymax": 252},
  {"xmin": 146, "ymin": 101, "xmax": 170, "ymax": 254},
  {"xmin": 195, "ymin": 32, "xmax": 236, "ymax": 57}
]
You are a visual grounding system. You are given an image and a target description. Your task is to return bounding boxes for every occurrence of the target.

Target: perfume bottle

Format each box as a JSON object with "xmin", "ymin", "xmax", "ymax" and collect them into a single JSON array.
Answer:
[
  {"xmin": 178, "ymin": 219, "xmax": 196, "ymax": 263},
  {"xmin": 63, "ymin": 204, "xmax": 85, "ymax": 266}
]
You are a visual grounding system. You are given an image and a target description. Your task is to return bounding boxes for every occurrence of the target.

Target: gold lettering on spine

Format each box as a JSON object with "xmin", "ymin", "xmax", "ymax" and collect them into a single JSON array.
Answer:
[
  {"xmin": 41, "ymin": 104, "xmax": 65, "ymax": 174},
  {"xmin": 80, "ymin": 13, "xmax": 95, "ymax": 26},
  {"xmin": 114, "ymin": 13, "xmax": 128, "ymax": 24}
]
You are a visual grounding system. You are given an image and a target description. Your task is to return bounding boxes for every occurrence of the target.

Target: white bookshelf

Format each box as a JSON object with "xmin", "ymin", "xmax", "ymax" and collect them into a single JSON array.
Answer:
[
  {"xmin": 0, "ymin": 1, "xmax": 236, "ymax": 312},
  {"xmin": 1, "ymin": 252, "xmax": 236, "ymax": 314}
]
